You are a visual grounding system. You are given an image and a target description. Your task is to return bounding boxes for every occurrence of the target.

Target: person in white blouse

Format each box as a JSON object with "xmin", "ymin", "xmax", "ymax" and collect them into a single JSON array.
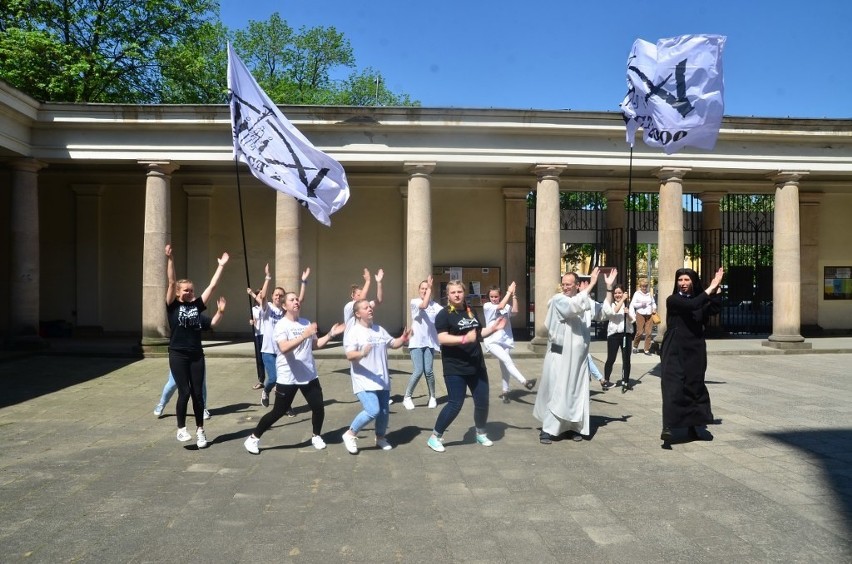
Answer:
[
  {"xmin": 341, "ymin": 300, "xmax": 410, "ymax": 454},
  {"xmin": 402, "ymin": 276, "xmax": 442, "ymax": 410},
  {"xmin": 602, "ymin": 281, "xmax": 636, "ymax": 391},
  {"xmin": 483, "ymin": 281, "xmax": 534, "ymax": 403},
  {"xmin": 630, "ymin": 278, "xmax": 657, "ymax": 355}
]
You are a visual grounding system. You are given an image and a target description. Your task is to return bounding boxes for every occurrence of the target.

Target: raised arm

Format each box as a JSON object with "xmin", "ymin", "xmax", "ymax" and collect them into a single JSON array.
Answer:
[
  {"xmin": 499, "ymin": 281, "xmax": 516, "ymax": 311},
  {"xmin": 360, "ymin": 268, "xmax": 372, "ymax": 301},
  {"xmin": 210, "ymin": 296, "xmax": 226, "ymax": 327},
  {"xmin": 200, "ymin": 251, "xmax": 230, "ymax": 305},
  {"xmin": 255, "ymin": 263, "xmax": 271, "ymax": 309},
  {"xmin": 165, "ymin": 244, "xmax": 176, "ymax": 305},
  {"xmin": 298, "ymin": 267, "xmax": 310, "ymax": 303},
  {"xmin": 419, "ymin": 275, "xmax": 434, "ymax": 309},
  {"xmin": 374, "ymin": 268, "xmax": 384, "ymax": 305}
]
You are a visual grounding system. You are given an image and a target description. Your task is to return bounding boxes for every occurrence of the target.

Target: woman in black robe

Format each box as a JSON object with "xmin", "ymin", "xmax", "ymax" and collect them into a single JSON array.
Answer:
[{"xmin": 660, "ymin": 267, "xmax": 724, "ymax": 443}]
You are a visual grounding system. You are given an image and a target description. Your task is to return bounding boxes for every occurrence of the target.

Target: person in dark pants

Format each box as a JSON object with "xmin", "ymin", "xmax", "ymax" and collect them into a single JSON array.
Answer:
[
  {"xmin": 602, "ymin": 282, "xmax": 635, "ymax": 390},
  {"xmin": 243, "ymin": 291, "xmax": 343, "ymax": 454},
  {"xmin": 426, "ymin": 280, "xmax": 505, "ymax": 452},
  {"xmin": 165, "ymin": 243, "xmax": 228, "ymax": 449},
  {"xmin": 660, "ymin": 267, "xmax": 724, "ymax": 444}
]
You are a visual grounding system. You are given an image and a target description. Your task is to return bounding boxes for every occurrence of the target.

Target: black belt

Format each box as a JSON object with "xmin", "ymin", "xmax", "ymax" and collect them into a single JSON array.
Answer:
[{"xmin": 549, "ymin": 343, "xmax": 563, "ymax": 354}]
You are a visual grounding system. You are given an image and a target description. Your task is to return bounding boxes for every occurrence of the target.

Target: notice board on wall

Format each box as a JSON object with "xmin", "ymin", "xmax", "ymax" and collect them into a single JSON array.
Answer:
[{"xmin": 432, "ymin": 266, "xmax": 501, "ymax": 307}]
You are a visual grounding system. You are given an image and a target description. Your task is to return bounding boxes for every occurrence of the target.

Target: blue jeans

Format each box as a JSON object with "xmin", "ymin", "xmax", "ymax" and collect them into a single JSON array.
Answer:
[
  {"xmin": 588, "ymin": 356, "xmax": 603, "ymax": 382},
  {"xmin": 405, "ymin": 347, "xmax": 436, "ymax": 398},
  {"xmin": 262, "ymin": 352, "xmax": 277, "ymax": 393},
  {"xmin": 433, "ymin": 371, "xmax": 489, "ymax": 436},
  {"xmin": 159, "ymin": 369, "xmax": 207, "ymax": 407},
  {"xmin": 349, "ymin": 389, "xmax": 390, "ymax": 436}
]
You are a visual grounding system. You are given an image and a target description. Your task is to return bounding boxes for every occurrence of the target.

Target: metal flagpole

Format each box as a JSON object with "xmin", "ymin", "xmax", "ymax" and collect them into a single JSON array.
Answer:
[
  {"xmin": 234, "ymin": 156, "xmax": 265, "ymax": 385},
  {"xmin": 622, "ymin": 147, "xmax": 635, "ymax": 393}
]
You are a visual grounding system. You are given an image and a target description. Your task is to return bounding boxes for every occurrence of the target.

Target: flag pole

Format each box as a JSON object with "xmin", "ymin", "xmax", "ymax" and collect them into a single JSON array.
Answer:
[
  {"xmin": 233, "ymin": 156, "xmax": 265, "ymax": 384},
  {"xmin": 622, "ymin": 146, "xmax": 635, "ymax": 393}
]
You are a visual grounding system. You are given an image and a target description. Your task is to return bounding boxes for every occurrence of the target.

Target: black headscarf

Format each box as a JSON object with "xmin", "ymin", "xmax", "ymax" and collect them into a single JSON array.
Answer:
[
  {"xmin": 671, "ymin": 268, "xmax": 707, "ymax": 323},
  {"xmin": 671, "ymin": 268, "xmax": 704, "ymax": 297}
]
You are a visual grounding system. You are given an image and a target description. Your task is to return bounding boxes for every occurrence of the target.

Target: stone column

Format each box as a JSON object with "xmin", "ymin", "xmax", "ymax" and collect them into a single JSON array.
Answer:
[
  {"xmin": 699, "ymin": 192, "xmax": 725, "ymax": 334},
  {"xmin": 403, "ymin": 162, "xmax": 435, "ymax": 315},
  {"xmin": 655, "ymin": 167, "xmax": 690, "ymax": 343},
  {"xmin": 140, "ymin": 161, "xmax": 177, "ymax": 348},
  {"xmin": 799, "ymin": 193, "xmax": 822, "ymax": 334},
  {"xmin": 764, "ymin": 172, "xmax": 811, "ymax": 349},
  {"xmin": 184, "ymin": 185, "xmax": 214, "ymax": 285},
  {"xmin": 276, "ymin": 192, "xmax": 302, "ymax": 293},
  {"xmin": 604, "ymin": 189, "xmax": 627, "ymax": 277},
  {"xmin": 503, "ymin": 188, "xmax": 530, "ymax": 333},
  {"xmin": 73, "ymin": 184, "xmax": 105, "ymax": 334},
  {"xmin": 8, "ymin": 158, "xmax": 46, "ymax": 344},
  {"xmin": 531, "ymin": 165, "xmax": 566, "ymax": 349}
]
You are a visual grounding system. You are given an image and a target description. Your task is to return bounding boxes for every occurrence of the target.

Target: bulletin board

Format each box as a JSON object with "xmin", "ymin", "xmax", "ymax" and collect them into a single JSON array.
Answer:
[
  {"xmin": 824, "ymin": 266, "xmax": 852, "ymax": 300},
  {"xmin": 433, "ymin": 266, "xmax": 502, "ymax": 307}
]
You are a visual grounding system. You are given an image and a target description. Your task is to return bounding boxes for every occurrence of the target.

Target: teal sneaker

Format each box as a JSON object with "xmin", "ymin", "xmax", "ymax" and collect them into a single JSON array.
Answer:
[
  {"xmin": 475, "ymin": 433, "xmax": 493, "ymax": 447},
  {"xmin": 427, "ymin": 435, "xmax": 445, "ymax": 452}
]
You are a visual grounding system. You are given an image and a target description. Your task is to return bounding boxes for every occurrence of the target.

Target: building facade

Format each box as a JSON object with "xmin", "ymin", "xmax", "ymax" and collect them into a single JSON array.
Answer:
[{"xmin": 2, "ymin": 80, "xmax": 851, "ymax": 348}]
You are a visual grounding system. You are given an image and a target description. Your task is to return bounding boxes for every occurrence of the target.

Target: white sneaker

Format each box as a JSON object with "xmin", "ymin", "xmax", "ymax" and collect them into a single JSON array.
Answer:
[
  {"xmin": 154, "ymin": 404, "xmax": 164, "ymax": 417},
  {"xmin": 311, "ymin": 435, "xmax": 327, "ymax": 450},
  {"xmin": 475, "ymin": 433, "xmax": 494, "ymax": 447},
  {"xmin": 244, "ymin": 435, "xmax": 259, "ymax": 454},
  {"xmin": 427, "ymin": 435, "xmax": 445, "ymax": 452},
  {"xmin": 402, "ymin": 396, "xmax": 415, "ymax": 410},
  {"xmin": 176, "ymin": 427, "xmax": 191, "ymax": 442},
  {"xmin": 203, "ymin": 409, "xmax": 211, "ymax": 420},
  {"xmin": 427, "ymin": 397, "xmax": 438, "ymax": 409},
  {"xmin": 196, "ymin": 428, "xmax": 208, "ymax": 449},
  {"xmin": 375, "ymin": 437, "xmax": 393, "ymax": 450},
  {"xmin": 342, "ymin": 432, "xmax": 358, "ymax": 454}
]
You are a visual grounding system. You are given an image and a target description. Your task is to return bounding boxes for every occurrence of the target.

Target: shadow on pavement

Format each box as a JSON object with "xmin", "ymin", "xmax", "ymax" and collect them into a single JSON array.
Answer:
[{"xmin": 0, "ymin": 356, "xmax": 139, "ymax": 408}]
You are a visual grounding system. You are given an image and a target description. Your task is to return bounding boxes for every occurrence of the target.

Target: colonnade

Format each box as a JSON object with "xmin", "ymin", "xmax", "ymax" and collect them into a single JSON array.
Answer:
[{"xmin": 3, "ymin": 160, "xmax": 816, "ymax": 351}]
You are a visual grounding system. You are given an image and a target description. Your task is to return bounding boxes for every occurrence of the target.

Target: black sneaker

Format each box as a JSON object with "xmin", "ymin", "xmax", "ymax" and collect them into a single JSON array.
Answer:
[
  {"xmin": 602, "ymin": 381, "xmax": 615, "ymax": 390},
  {"xmin": 539, "ymin": 432, "xmax": 553, "ymax": 445},
  {"xmin": 499, "ymin": 392, "xmax": 510, "ymax": 404},
  {"xmin": 524, "ymin": 379, "xmax": 537, "ymax": 391},
  {"xmin": 660, "ymin": 428, "xmax": 673, "ymax": 441}
]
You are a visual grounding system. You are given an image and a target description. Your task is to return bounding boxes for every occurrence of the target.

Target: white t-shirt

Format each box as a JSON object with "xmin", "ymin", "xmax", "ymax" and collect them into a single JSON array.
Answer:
[
  {"xmin": 343, "ymin": 323, "xmax": 393, "ymax": 393},
  {"xmin": 251, "ymin": 305, "xmax": 262, "ymax": 337},
  {"xmin": 483, "ymin": 302, "xmax": 514, "ymax": 349},
  {"xmin": 408, "ymin": 298, "xmax": 441, "ymax": 350},
  {"xmin": 258, "ymin": 302, "xmax": 285, "ymax": 354},
  {"xmin": 273, "ymin": 317, "xmax": 318, "ymax": 385}
]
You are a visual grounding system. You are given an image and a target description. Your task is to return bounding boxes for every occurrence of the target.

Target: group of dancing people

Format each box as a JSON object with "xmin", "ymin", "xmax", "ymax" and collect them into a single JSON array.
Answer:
[{"xmin": 159, "ymin": 244, "xmax": 724, "ymax": 453}]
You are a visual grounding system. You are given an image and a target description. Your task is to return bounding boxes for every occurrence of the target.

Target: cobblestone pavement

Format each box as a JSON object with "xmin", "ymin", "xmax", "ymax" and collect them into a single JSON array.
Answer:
[{"xmin": 1, "ymin": 347, "xmax": 850, "ymax": 563}]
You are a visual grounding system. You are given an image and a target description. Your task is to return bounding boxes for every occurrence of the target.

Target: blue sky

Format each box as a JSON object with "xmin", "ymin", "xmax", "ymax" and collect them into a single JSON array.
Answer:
[{"xmin": 220, "ymin": 1, "xmax": 851, "ymax": 119}]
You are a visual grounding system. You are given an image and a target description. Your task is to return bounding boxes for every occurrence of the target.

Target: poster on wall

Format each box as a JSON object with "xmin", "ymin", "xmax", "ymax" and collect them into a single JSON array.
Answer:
[{"xmin": 824, "ymin": 266, "xmax": 852, "ymax": 300}]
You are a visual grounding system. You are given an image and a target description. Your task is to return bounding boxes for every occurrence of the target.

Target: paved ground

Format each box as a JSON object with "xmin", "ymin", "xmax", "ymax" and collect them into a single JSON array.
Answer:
[{"xmin": 1, "ymin": 340, "xmax": 851, "ymax": 563}]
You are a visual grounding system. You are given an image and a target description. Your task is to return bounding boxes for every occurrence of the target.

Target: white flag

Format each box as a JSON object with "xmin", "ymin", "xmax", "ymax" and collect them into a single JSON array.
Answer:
[
  {"xmin": 227, "ymin": 44, "xmax": 349, "ymax": 226},
  {"xmin": 620, "ymin": 34, "xmax": 726, "ymax": 155}
]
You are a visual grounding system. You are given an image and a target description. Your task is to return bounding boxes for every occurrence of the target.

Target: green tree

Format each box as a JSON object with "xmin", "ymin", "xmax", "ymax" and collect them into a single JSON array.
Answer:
[
  {"xmin": 159, "ymin": 21, "xmax": 229, "ymax": 104},
  {"xmin": 0, "ymin": 0, "xmax": 219, "ymax": 102}
]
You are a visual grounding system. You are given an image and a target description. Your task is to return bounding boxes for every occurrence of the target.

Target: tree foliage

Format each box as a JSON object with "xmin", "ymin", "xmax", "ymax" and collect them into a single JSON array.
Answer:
[
  {"xmin": 0, "ymin": 5, "xmax": 418, "ymax": 106},
  {"xmin": 0, "ymin": 0, "xmax": 219, "ymax": 102}
]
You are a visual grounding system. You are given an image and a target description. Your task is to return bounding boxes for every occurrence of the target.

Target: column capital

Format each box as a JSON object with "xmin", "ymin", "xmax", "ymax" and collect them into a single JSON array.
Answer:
[
  {"xmin": 72, "ymin": 184, "xmax": 105, "ymax": 197},
  {"xmin": 9, "ymin": 157, "xmax": 47, "ymax": 173},
  {"xmin": 502, "ymin": 187, "xmax": 531, "ymax": 200},
  {"xmin": 655, "ymin": 167, "xmax": 691, "ymax": 182},
  {"xmin": 183, "ymin": 184, "xmax": 214, "ymax": 197},
  {"xmin": 532, "ymin": 164, "xmax": 567, "ymax": 181},
  {"xmin": 139, "ymin": 161, "xmax": 179, "ymax": 177},
  {"xmin": 698, "ymin": 191, "xmax": 726, "ymax": 205},
  {"xmin": 403, "ymin": 162, "xmax": 436, "ymax": 176},
  {"xmin": 769, "ymin": 171, "xmax": 808, "ymax": 186}
]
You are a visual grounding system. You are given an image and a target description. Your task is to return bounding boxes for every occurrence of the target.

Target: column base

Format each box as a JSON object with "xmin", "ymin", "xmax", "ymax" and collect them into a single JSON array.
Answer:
[
  {"xmin": 762, "ymin": 336, "xmax": 812, "ymax": 351},
  {"xmin": 529, "ymin": 337, "xmax": 549, "ymax": 355}
]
